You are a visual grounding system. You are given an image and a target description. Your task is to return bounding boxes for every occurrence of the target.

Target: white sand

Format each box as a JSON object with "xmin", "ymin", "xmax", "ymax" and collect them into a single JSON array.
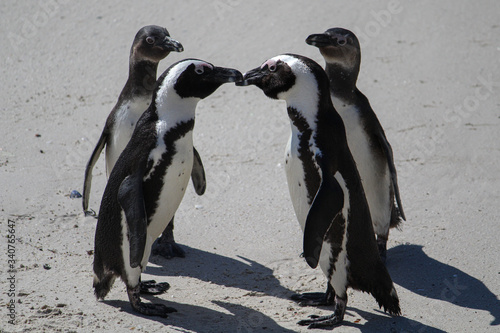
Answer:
[{"xmin": 1, "ymin": 1, "xmax": 499, "ymax": 332}]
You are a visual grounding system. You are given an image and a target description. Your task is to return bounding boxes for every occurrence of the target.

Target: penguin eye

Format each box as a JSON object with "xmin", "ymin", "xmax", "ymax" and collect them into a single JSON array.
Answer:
[
  {"xmin": 195, "ymin": 68, "xmax": 204, "ymax": 75},
  {"xmin": 337, "ymin": 37, "xmax": 347, "ymax": 46},
  {"xmin": 268, "ymin": 64, "xmax": 277, "ymax": 72},
  {"xmin": 146, "ymin": 37, "xmax": 155, "ymax": 45}
]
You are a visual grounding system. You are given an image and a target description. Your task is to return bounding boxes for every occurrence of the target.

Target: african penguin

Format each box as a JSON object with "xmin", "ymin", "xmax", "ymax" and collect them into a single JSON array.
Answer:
[
  {"xmin": 82, "ymin": 25, "xmax": 204, "ymax": 259},
  {"xmin": 93, "ymin": 59, "xmax": 242, "ymax": 317},
  {"xmin": 237, "ymin": 54, "xmax": 400, "ymax": 328},
  {"xmin": 306, "ymin": 27, "xmax": 405, "ymax": 262}
]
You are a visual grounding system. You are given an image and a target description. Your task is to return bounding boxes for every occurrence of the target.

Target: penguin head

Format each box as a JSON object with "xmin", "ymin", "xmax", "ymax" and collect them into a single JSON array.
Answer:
[
  {"xmin": 131, "ymin": 25, "xmax": 184, "ymax": 63},
  {"xmin": 237, "ymin": 54, "xmax": 329, "ymax": 101},
  {"xmin": 306, "ymin": 27, "xmax": 360, "ymax": 70},
  {"xmin": 155, "ymin": 59, "xmax": 243, "ymax": 101}
]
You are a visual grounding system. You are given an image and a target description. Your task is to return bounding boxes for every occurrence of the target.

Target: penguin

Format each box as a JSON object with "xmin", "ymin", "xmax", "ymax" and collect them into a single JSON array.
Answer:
[
  {"xmin": 82, "ymin": 25, "xmax": 204, "ymax": 259},
  {"xmin": 237, "ymin": 54, "xmax": 400, "ymax": 328},
  {"xmin": 306, "ymin": 27, "xmax": 405, "ymax": 262},
  {"xmin": 93, "ymin": 58, "xmax": 242, "ymax": 317}
]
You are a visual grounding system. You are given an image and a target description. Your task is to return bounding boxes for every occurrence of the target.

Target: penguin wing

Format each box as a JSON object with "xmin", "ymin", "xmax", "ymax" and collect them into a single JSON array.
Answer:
[
  {"xmin": 376, "ymin": 131, "xmax": 406, "ymax": 220},
  {"xmin": 303, "ymin": 173, "xmax": 344, "ymax": 269},
  {"xmin": 191, "ymin": 146, "xmax": 206, "ymax": 196},
  {"xmin": 83, "ymin": 128, "xmax": 108, "ymax": 215},
  {"xmin": 356, "ymin": 89, "xmax": 405, "ymax": 220},
  {"xmin": 117, "ymin": 170, "xmax": 147, "ymax": 268}
]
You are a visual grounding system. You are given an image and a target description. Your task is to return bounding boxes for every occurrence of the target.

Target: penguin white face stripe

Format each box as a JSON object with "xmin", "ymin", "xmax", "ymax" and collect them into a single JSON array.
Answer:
[
  {"xmin": 154, "ymin": 60, "xmax": 207, "ymax": 118},
  {"xmin": 271, "ymin": 55, "xmax": 319, "ymax": 132}
]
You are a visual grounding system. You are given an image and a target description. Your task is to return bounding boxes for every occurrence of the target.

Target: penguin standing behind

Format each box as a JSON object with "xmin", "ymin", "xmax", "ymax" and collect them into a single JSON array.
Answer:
[
  {"xmin": 83, "ymin": 25, "xmax": 204, "ymax": 258},
  {"xmin": 93, "ymin": 59, "xmax": 242, "ymax": 317},
  {"xmin": 237, "ymin": 54, "xmax": 400, "ymax": 328},
  {"xmin": 306, "ymin": 28, "xmax": 405, "ymax": 261}
]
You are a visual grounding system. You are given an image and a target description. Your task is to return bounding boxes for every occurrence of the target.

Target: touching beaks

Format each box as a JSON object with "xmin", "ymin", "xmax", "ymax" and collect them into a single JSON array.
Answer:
[{"xmin": 236, "ymin": 67, "xmax": 263, "ymax": 87}]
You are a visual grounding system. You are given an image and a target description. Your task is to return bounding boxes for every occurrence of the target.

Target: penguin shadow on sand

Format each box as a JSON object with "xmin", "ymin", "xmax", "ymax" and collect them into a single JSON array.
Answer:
[
  {"xmin": 388, "ymin": 244, "xmax": 500, "ymax": 327},
  {"xmin": 105, "ymin": 247, "xmax": 297, "ymax": 332},
  {"xmin": 146, "ymin": 245, "xmax": 294, "ymax": 300},
  {"xmin": 104, "ymin": 298, "xmax": 296, "ymax": 333},
  {"xmin": 339, "ymin": 307, "xmax": 447, "ymax": 333}
]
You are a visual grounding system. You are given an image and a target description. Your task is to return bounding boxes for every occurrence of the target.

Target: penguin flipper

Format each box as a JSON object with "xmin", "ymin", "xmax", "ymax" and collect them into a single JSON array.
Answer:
[
  {"xmin": 83, "ymin": 129, "xmax": 108, "ymax": 215},
  {"xmin": 118, "ymin": 172, "xmax": 147, "ymax": 268},
  {"xmin": 303, "ymin": 175, "xmax": 344, "ymax": 269},
  {"xmin": 376, "ymin": 132, "xmax": 405, "ymax": 220},
  {"xmin": 191, "ymin": 146, "xmax": 206, "ymax": 196}
]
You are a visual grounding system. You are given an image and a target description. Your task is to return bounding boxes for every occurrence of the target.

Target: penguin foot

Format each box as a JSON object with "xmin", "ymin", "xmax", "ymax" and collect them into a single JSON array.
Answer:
[
  {"xmin": 297, "ymin": 296, "xmax": 346, "ymax": 329},
  {"xmin": 291, "ymin": 292, "xmax": 334, "ymax": 306},
  {"xmin": 297, "ymin": 314, "xmax": 342, "ymax": 329},
  {"xmin": 140, "ymin": 280, "xmax": 170, "ymax": 295},
  {"xmin": 84, "ymin": 209, "xmax": 97, "ymax": 218},
  {"xmin": 152, "ymin": 223, "xmax": 185, "ymax": 259},
  {"xmin": 377, "ymin": 238, "xmax": 387, "ymax": 264},
  {"xmin": 127, "ymin": 284, "xmax": 176, "ymax": 318},
  {"xmin": 152, "ymin": 237, "xmax": 185, "ymax": 259},
  {"xmin": 291, "ymin": 284, "xmax": 335, "ymax": 307}
]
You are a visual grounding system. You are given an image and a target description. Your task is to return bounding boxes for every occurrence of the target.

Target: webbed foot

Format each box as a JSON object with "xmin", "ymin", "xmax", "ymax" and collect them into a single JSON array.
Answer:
[
  {"xmin": 152, "ymin": 219, "xmax": 185, "ymax": 259},
  {"xmin": 127, "ymin": 284, "xmax": 176, "ymax": 318},
  {"xmin": 297, "ymin": 295, "xmax": 346, "ymax": 329},
  {"xmin": 291, "ymin": 284, "xmax": 335, "ymax": 306},
  {"xmin": 140, "ymin": 280, "xmax": 170, "ymax": 295}
]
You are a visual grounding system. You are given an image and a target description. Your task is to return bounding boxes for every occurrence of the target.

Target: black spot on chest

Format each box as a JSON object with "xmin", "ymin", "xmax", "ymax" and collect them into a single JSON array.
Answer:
[
  {"xmin": 288, "ymin": 107, "xmax": 321, "ymax": 204},
  {"xmin": 143, "ymin": 119, "xmax": 194, "ymax": 222}
]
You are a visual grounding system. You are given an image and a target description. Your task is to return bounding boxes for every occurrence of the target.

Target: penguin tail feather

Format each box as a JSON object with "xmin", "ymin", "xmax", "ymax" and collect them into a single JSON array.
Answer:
[
  {"xmin": 371, "ymin": 264, "xmax": 401, "ymax": 316},
  {"xmin": 93, "ymin": 272, "xmax": 116, "ymax": 300},
  {"xmin": 390, "ymin": 205, "xmax": 403, "ymax": 229},
  {"xmin": 374, "ymin": 285, "xmax": 401, "ymax": 316}
]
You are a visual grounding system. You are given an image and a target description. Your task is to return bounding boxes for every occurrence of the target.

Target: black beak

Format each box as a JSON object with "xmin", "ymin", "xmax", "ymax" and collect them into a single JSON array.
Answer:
[
  {"xmin": 236, "ymin": 66, "xmax": 264, "ymax": 87},
  {"xmin": 212, "ymin": 67, "xmax": 243, "ymax": 84},
  {"xmin": 162, "ymin": 36, "xmax": 184, "ymax": 52},
  {"xmin": 305, "ymin": 33, "xmax": 332, "ymax": 48}
]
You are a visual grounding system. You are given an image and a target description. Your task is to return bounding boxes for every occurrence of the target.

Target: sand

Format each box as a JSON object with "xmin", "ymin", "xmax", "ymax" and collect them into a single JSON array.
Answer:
[{"xmin": 1, "ymin": 0, "xmax": 499, "ymax": 332}]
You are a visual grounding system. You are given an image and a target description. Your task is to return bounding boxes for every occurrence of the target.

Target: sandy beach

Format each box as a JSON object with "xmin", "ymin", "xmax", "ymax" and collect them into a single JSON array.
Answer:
[{"xmin": 1, "ymin": 1, "xmax": 499, "ymax": 332}]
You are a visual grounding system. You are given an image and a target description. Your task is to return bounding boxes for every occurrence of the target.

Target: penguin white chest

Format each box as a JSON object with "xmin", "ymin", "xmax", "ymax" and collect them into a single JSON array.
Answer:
[
  {"xmin": 332, "ymin": 96, "xmax": 391, "ymax": 230},
  {"xmin": 107, "ymin": 97, "xmax": 151, "ymax": 176},
  {"xmin": 284, "ymin": 130, "xmax": 320, "ymax": 231},
  {"xmin": 145, "ymin": 131, "xmax": 194, "ymax": 241},
  {"xmin": 332, "ymin": 98, "xmax": 375, "ymax": 178}
]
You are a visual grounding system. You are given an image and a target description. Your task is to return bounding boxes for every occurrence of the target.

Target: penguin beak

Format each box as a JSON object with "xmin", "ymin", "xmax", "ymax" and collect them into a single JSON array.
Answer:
[
  {"xmin": 236, "ymin": 67, "xmax": 264, "ymax": 87},
  {"xmin": 305, "ymin": 33, "xmax": 333, "ymax": 48},
  {"xmin": 162, "ymin": 36, "xmax": 184, "ymax": 52},
  {"xmin": 211, "ymin": 67, "xmax": 243, "ymax": 84}
]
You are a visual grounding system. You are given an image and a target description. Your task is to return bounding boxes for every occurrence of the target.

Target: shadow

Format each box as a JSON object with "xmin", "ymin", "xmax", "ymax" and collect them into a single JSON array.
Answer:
[
  {"xmin": 339, "ymin": 307, "xmax": 447, "ymax": 333},
  {"xmin": 387, "ymin": 244, "xmax": 500, "ymax": 326},
  {"xmin": 146, "ymin": 245, "xmax": 293, "ymax": 300},
  {"xmin": 103, "ymin": 298, "xmax": 297, "ymax": 333}
]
